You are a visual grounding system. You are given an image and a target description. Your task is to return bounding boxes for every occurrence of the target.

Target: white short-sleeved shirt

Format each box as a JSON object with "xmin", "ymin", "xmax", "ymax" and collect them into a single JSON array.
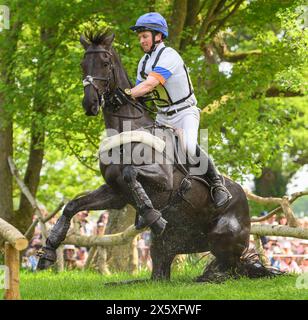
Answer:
[{"xmin": 136, "ymin": 42, "xmax": 197, "ymax": 112}]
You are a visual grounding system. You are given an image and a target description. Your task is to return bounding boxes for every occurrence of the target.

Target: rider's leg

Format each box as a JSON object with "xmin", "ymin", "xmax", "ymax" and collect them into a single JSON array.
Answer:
[
  {"xmin": 195, "ymin": 145, "xmax": 232, "ymax": 207},
  {"xmin": 157, "ymin": 106, "xmax": 232, "ymax": 207},
  {"xmin": 122, "ymin": 165, "xmax": 167, "ymax": 235},
  {"xmin": 180, "ymin": 108, "xmax": 232, "ymax": 208}
]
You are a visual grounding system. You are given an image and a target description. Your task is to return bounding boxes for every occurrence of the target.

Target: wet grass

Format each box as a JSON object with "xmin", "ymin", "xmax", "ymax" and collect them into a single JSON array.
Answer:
[{"xmin": 1, "ymin": 266, "xmax": 307, "ymax": 300}]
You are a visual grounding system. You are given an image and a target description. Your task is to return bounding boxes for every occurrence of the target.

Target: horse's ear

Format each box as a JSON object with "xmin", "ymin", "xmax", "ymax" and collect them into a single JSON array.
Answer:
[
  {"xmin": 80, "ymin": 35, "xmax": 90, "ymax": 50},
  {"xmin": 104, "ymin": 33, "xmax": 115, "ymax": 48}
]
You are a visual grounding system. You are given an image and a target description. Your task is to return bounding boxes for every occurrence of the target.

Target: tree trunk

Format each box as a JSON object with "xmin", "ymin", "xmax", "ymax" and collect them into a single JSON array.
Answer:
[
  {"xmin": 0, "ymin": 19, "xmax": 23, "ymax": 226},
  {"xmin": 169, "ymin": 0, "xmax": 187, "ymax": 50},
  {"xmin": 147, "ymin": 0, "xmax": 156, "ymax": 12},
  {"xmin": 254, "ymin": 167, "xmax": 289, "ymax": 198},
  {"xmin": 0, "ymin": 105, "xmax": 13, "ymax": 223},
  {"xmin": 15, "ymin": 26, "xmax": 58, "ymax": 233},
  {"xmin": 180, "ymin": 0, "xmax": 200, "ymax": 51},
  {"xmin": 105, "ymin": 206, "xmax": 136, "ymax": 272}
]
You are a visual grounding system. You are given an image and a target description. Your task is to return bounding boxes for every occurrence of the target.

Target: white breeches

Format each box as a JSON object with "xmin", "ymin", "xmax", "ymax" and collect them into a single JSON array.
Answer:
[{"xmin": 156, "ymin": 105, "xmax": 201, "ymax": 157}]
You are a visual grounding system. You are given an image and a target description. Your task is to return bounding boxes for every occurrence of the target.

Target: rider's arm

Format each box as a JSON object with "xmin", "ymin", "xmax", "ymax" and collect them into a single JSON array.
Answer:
[{"xmin": 131, "ymin": 75, "xmax": 160, "ymax": 98}]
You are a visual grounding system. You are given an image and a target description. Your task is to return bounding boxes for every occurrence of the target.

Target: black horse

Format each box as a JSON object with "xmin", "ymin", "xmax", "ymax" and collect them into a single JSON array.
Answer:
[{"xmin": 37, "ymin": 31, "xmax": 279, "ymax": 282}]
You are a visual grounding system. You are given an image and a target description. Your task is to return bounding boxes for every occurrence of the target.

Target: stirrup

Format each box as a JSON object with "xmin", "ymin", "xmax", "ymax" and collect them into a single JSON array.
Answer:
[{"xmin": 210, "ymin": 185, "xmax": 232, "ymax": 208}]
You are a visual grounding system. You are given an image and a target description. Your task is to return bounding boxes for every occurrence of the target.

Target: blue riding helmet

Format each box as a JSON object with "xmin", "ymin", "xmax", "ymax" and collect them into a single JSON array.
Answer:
[{"xmin": 130, "ymin": 12, "xmax": 168, "ymax": 38}]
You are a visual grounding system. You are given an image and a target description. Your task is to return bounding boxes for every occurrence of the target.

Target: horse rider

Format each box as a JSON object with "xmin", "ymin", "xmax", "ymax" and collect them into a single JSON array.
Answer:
[{"xmin": 123, "ymin": 12, "xmax": 232, "ymax": 208}]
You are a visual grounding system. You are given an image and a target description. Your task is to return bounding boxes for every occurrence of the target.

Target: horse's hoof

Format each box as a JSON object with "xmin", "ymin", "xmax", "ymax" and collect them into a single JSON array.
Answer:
[
  {"xmin": 150, "ymin": 217, "xmax": 167, "ymax": 236},
  {"xmin": 135, "ymin": 209, "xmax": 168, "ymax": 235},
  {"xmin": 36, "ymin": 247, "xmax": 56, "ymax": 270},
  {"xmin": 37, "ymin": 258, "xmax": 55, "ymax": 270}
]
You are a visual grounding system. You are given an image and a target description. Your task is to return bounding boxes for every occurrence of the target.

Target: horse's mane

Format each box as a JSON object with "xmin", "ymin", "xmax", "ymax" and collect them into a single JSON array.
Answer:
[
  {"xmin": 84, "ymin": 30, "xmax": 111, "ymax": 45},
  {"xmin": 84, "ymin": 30, "xmax": 134, "ymax": 88}
]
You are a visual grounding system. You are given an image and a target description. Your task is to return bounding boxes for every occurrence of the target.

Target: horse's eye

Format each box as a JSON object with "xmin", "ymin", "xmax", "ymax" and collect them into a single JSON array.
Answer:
[{"xmin": 103, "ymin": 62, "xmax": 109, "ymax": 68}]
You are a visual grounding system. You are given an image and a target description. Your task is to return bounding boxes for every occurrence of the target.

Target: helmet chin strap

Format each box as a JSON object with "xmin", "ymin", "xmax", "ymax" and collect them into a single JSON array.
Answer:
[{"xmin": 147, "ymin": 31, "xmax": 162, "ymax": 54}]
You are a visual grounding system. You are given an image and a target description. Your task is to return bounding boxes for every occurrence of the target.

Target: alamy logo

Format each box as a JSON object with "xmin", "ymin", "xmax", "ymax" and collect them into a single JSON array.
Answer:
[
  {"xmin": 0, "ymin": 5, "xmax": 10, "ymax": 31},
  {"xmin": 0, "ymin": 265, "xmax": 10, "ymax": 289},
  {"xmin": 98, "ymin": 122, "xmax": 209, "ymax": 176}
]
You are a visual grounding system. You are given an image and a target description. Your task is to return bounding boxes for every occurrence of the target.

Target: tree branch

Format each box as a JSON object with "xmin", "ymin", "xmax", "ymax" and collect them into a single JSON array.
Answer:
[
  {"xmin": 198, "ymin": 0, "xmax": 222, "ymax": 40},
  {"xmin": 208, "ymin": 0, "xmax": 244, "ymax": 39},
  {"xmin": 247, "ymin": 190, "xmax": 308, "ymax": 223},
  {"xmin": 251, "ymin": 224, "xmax": 308, "ymax": 240},
  {"xmin": 8, "ymin": 156, "xmax": 48, "ymax": 240},
  {"xmin": 213, "ymin": 33, "xmax": 262, "ymax": 62},
  {"xmin": 264, "ymin": 87, "xmax": 304, "ymax": 98}
]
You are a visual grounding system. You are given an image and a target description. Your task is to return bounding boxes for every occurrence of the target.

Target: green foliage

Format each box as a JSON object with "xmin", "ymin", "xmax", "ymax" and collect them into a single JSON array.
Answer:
[
  {"xmin": 292, "ymin": 195, "xmax": 308, "ymax": 217},
  {"xmin": 1, "ymin": 0, "xmax": 307, "ymax": 209},
  {"xmin": 184, "ymin": 3, "xmax": 307, "ymax": 180}
]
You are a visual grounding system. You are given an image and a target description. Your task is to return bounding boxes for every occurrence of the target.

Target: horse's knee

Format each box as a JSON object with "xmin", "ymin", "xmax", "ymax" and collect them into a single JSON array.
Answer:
[
  {"xmin": 210, "ymin": 215, "xmax": 241, "ymax": 238},
  {"xmin": 122, "ymin": 166, "xmax": 138, "ymax": 184},
  {"xmin": 209, "ymin": 215, "xmax": 248, "ymax": 261},
  {"xmin": 63, "ymin": 200, "xmax": 77, "ymax": 219},
  {"xmin": 104, "ymin": 166, "xmax": 120, "ymax": 186},
  {"xmin": 209, "ymin": 216, "xmax": 245, "ymax": 249}
]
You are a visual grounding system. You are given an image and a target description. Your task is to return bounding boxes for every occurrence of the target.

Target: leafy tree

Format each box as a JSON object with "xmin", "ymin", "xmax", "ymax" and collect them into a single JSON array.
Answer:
[{"xmin": 0, "ymin": 0, "xmax": 307, "ymax": 234}]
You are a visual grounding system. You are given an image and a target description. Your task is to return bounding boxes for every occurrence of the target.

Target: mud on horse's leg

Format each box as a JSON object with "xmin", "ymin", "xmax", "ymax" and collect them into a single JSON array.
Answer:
[
  {"xmin": 37, "ymin": 184, "xmax": 126, "ymax": 270},
  {"xmin": 122, "ymin": 165, "xmax": 167, "ymax": 236}
]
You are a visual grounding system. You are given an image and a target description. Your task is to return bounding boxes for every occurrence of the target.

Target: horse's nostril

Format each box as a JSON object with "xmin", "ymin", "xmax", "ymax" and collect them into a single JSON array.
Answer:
[{"xmin": 91, "ymin": 105, "xmax": 99, "ymax": 115}]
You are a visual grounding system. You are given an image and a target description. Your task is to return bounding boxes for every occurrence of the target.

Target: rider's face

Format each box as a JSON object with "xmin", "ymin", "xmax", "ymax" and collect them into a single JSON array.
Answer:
[
  {"xmin": 138, "ymin": 31, "xmax": 162, "ymax": 53},
  {"xmin": 138, "ymin": 31, "xmax": 153, "ymax": 53}
]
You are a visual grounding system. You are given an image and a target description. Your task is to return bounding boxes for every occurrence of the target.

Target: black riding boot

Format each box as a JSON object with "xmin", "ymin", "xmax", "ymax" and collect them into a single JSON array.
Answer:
[
  {"xmin": 195, "ymin": 145, "xmax": 232, "ymax": 208},
  {"xmin": 131, "ymin": 181, "xmax": 167, "ymax": 235},
  {"xmin": 123, "ymin": 166, "xmax": 167, "ymax": 236}
]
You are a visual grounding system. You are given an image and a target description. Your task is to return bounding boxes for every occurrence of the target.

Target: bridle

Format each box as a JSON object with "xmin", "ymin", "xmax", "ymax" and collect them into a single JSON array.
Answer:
[
  {"xmin": 82, "ymin": 48, "xmax": 114, "ymax": 112},
  {"xmin": 82, "ymin": 47, "xmax": 150, "ymax": 120}
]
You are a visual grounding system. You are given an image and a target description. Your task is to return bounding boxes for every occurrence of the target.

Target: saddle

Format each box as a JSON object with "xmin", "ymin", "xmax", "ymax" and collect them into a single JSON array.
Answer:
[
  {"xmin": 169, "ymin": 126, "xmax": 226, "ymax": 189},
  {"xmin": 99, "ymin": 123, "xmax": 226, "ymax": 192}
]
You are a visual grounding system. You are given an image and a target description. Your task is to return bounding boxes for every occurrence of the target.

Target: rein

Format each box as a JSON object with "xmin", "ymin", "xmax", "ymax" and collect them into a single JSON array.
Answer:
[{"xmin": 82, "ymin": 47, "xmax": 161, "ymax": 120}]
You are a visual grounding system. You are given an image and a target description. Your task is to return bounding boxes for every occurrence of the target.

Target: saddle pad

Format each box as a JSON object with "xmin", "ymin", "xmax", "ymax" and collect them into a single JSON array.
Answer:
[{"xmin": 99, "ymin": 130, "xmax": 166, "ymax": 154}]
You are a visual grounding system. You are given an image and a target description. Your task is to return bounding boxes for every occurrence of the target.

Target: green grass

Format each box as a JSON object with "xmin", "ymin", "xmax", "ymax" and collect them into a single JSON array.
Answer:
[{"xmin": 1, "ymin": 267, "xmax": 308, "ymax": 300}]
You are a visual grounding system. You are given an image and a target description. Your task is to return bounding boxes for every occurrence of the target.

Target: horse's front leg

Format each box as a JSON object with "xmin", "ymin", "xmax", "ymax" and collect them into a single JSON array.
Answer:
[
  {"xmin": 37, "ymin": 184, "xmax": 127, "ymax": 270},
  {"xmin": 122, "ymin": 166, "xmax": 167, "ymax": 236}
]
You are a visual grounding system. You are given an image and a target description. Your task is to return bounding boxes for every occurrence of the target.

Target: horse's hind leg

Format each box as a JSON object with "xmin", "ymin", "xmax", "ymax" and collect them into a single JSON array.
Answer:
[
  {"xmin": 37, "ymin": 184, "xmax": 127, "ymax": 270},
  {"xmin": 197, "ymin": 213, "xmax": 249, "ymax": 283}
]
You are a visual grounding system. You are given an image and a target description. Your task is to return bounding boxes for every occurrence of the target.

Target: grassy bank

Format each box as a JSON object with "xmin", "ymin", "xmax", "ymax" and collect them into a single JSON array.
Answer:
[{"xmin": 1, "ymin": 268, "xmax": 307, "ymax": 300}]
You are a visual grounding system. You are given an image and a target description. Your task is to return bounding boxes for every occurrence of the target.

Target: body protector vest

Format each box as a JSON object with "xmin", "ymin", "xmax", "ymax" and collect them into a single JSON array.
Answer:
[{"xmin": 136, "ymin": 43, "xmax": 197, "ymax": 111}]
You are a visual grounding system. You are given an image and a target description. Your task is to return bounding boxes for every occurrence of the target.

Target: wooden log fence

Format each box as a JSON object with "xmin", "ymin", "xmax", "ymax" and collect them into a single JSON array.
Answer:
[{"xmin": 0, "ymin": 218, "xmax": 28, "ymax": 300}]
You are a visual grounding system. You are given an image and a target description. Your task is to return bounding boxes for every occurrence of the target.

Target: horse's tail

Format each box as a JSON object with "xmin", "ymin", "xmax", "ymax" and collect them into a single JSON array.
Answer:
[{"xmin": 236, "ymin": 248, "xmax": 284, "ymax": 278}]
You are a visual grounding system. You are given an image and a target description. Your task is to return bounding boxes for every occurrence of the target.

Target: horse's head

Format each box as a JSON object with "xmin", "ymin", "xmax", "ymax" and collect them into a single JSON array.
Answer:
[{"xmin": 80, "ymin": 32, "xmax": 115, "ymax": 116}]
